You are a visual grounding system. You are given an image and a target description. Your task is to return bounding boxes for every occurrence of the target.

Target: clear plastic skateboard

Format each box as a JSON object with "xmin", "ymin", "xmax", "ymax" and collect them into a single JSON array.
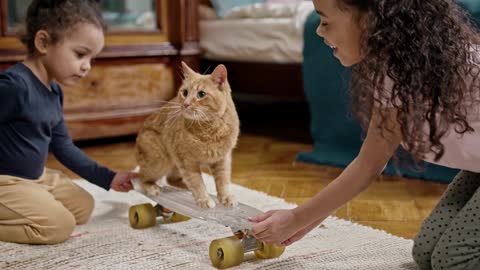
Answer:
[{"xmin": 128, "ymin": 179, "xmax": 285, "ymax": 269}]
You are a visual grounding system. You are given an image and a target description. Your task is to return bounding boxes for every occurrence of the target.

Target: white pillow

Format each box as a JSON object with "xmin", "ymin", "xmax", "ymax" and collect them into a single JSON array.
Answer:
[
  {"xmin": 199, "ymin": 4, "xmax": 218, "ymax": 20},
  {"xmin": 266, "ymin": 0, "xmax": 304, "ymax": 3},
  {"xmin": 210, "ymin": 0, "xmax": 265, "ymax": 17},
  {"xmin": 224, "ymin": 3, "xmax": 298, "ymax": 19}
]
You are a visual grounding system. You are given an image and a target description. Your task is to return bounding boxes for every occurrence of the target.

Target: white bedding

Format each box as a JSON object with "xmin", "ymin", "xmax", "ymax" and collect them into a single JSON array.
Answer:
[{"xmin": 199, "ymin": 2, "xmax": 314, "ymax": 63}]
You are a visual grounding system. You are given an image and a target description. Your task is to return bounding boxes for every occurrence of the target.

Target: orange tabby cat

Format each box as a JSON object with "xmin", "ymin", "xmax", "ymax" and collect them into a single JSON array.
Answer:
[{"xmin": 135, "ymin": 62, "xmax": 239, "ymax": 208}]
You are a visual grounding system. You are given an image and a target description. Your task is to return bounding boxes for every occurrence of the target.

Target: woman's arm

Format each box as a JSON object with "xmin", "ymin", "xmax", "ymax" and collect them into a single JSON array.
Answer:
[
  {"xmin": 250, "ymin": 108, "xmax": 402, "ymax": 244},
  {"xmin": 293, "ymin": 108, "xmax": 402, "ymax": 227}
]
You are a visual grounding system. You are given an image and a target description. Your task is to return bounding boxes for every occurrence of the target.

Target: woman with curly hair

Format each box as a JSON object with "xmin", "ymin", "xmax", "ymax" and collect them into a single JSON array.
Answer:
[{"xmin": 249, "ymin": 0, "xmax": 480, "ymax": 268}]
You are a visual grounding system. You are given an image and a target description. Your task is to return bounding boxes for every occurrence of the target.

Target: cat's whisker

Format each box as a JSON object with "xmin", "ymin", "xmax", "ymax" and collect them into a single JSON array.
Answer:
[
  {"xmin": 158, "ymin": 103, "xmax": 182, "ymax": 110},
  {"xmin": 193, "ymin": 110, "xmax": 203, "ymax": 121},
  {"xmin": 161, "ymin": 100, "xmax": 182, "ymax": 106},
  {"xmin": 158, "ymin": 105, "xmax": 182, "ymax": 111},
  {"xmin": 166, "ymin": 116, "xmax": 178, "ymax": 129},
  {"xmin": 155, "ymin": 101, "xmax": 182, "ymax": 112},
  {"xmin": 156, "ymin": 107, "xmax": 182, "ymax": 115},
  {"xmin": 195, "ymin": 109, "xmax": 211, "ymax": 129},
  {"xmin": 165, "ymin": 109, "xmax": 182, "ymax": 128},
  {"xmin": 163, "ymin": 99, "xmax": 181, "ymax": 104},
  {"xmin": 156, "ymin": 111, "xmax": 179, "ymax": 116},
  {"xmin": 166, "ymin": 113, "xmax": 182, "ymax": 130},
  {"xmin": 202, "ymin": 64, "xmax": 213, "ymax": 75},
  {"xmin": 156, "ymin": 100, "xmax": 177, "ymax": 104},
  {"xmin": 196, "ymin": 109, "xmax": 211, "ymax": 123},
  {"xmin": 164, "ymin": 112, "xmax": 175, "ymax": 125},
  {"xmin": 196, "ymin": 111, "xmax": 206, "ymax": 125},
  {"xmin": 195, "ymin": 114, "xmax": 207, "ymax": 129},
  {"xmin": 198, "ymin": 108, "xmax": 208, "ymax": 118},
  {"xmin": 168, "ymin": 109, "xmax": 182, "ymax": 120},
  {"xmin": 195, "ymin": 111, "xmax": 208, "ymax": 125},
  {"xmin": 193, "ymin": 111, "xmax": 198, "ymax": 122},
  {"xmin": 178, "ymin": 69, "xmax": 186, "ymax": 81},
  {"xmin": 187, "ymin": 113, "xmax": 195, "ymax": 129}
]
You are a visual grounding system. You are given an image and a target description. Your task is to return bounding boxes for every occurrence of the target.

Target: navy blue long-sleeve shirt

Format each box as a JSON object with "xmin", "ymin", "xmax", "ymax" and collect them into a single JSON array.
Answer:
[{"xmin": 0, "ymin": 63, "xmax": 115, "ymax": 190}]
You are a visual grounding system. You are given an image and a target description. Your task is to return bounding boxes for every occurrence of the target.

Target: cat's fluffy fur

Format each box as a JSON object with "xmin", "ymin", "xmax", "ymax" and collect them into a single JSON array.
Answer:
[{"xmin": 135, "ymin": 62, "xmax": 240, "ymax": 208}]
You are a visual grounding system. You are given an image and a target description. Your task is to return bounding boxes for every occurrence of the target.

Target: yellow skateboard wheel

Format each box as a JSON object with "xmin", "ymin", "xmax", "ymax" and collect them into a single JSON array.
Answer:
[
  {"xmin": 254, "ymin": 241, "xmax": 285, "ymax": 259},
  {"xmin": 209, "ymin": 236, "xmax": 244, "ymax": 269},
  {"xmin": 129, "ymin": 203, "xmax": 157, "ymax": 229}
]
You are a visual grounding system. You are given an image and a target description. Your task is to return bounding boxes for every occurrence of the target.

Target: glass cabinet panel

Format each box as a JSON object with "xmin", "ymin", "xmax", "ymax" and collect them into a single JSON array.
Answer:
[
  {"xmin": 101, "ymin": 0, "xmax": 157, "ymax": 31},
  {"xmin": 7, "ymin": 0, "xmax": 30, "ymax": 32},
  {"xmin": 6, "ymin": 0, "xmax": 158, "ymax": 33}
]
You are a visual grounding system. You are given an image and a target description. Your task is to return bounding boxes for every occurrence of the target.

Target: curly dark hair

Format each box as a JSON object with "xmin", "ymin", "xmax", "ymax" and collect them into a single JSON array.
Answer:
[
  {"xmin": 20, "ymin": 0, "xmax": 105, "ymax": 54},
  {"xmin": 341, "ymin": 0, "xmax": 480, "ymax": 161}
]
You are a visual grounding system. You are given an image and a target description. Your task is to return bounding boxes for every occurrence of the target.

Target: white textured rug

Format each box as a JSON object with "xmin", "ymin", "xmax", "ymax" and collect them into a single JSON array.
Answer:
[{"xmin": 0, "ymin": 175, "xmax": 416, "ymax": 270}]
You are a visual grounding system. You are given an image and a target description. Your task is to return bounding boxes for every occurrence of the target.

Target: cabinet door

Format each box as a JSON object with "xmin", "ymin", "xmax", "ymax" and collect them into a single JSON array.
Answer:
[
  {"xmin": 6, "ymin": 0, "xmax": 160, "ymax": 31},
  {"xmin": 1, "ymin": 0, "xmax": 199, "ymax": 61}
]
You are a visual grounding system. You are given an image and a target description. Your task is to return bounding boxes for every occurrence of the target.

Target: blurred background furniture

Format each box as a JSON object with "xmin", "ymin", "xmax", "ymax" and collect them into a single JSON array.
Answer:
[
  {"xmin": 0, "ymin": 0, "xmax": 201, "ymax": 140},
  {"xmin": 198, "ymin": 0, "xmax": 312, "ymax": 99}
]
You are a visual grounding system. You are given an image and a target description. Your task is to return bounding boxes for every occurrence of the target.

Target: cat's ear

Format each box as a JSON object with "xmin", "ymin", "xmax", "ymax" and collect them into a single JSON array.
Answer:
[
  {"xmin": 181, "ymin": 61, "xmax": 197, "ymax": 79},
  {"xmin": 211, "ymin": 64, "xmax": 228, "ymax": 89}
]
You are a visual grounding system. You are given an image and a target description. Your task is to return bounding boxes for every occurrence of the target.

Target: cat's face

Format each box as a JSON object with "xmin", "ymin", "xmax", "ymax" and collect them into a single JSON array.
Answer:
[{"xmin": 178, "ymin": 62, "xmax": 231, "ymax": 121}]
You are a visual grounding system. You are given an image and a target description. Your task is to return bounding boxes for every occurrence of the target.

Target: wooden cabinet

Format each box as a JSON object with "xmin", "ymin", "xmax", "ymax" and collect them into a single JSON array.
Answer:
[{"xmin": 0, "ymin": 0, "xmax": 200, "ymax": 140}]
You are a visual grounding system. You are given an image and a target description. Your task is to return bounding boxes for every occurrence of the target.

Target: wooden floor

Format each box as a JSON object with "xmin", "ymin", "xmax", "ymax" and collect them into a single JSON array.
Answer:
[{"xmin": 46, "ymin": 101, "xmax": 448, "ymax": 240}]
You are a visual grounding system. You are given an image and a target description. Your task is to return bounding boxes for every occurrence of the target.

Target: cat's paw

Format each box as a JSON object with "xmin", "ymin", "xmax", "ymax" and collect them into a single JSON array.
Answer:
[
  {"xmin": 196, "ymin": 197, "xmax": 216, "ymax": 208},
  {"xmin": 144, "ymin": 184, "xmax": 161, "ymax": 197},
  {"xmin": 218, "ymin": 194, "xmax": 238, "ymax": 207}
]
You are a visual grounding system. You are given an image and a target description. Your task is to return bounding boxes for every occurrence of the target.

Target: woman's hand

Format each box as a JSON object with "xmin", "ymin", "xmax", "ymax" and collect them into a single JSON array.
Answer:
[
  {"xmin": 249, "ymin": 209, "xmax": 302, "ymax": 245},
  {"xmin": 110, "ymin": 171, "xmax": 137, "ymax": 192}
]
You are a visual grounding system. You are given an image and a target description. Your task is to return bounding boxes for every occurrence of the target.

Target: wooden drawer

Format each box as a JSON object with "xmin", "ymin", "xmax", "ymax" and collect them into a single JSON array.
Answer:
[
  {"xmin": 62, "ymin": 62, "xmax": 176, "ymax": 140},
  {"xmin": 62, "ymin": 63, "xmax": 175, "ymax": 112}
]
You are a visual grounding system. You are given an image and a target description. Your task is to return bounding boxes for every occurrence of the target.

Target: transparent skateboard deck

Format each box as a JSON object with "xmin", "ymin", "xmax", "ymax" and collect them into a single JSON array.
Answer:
[{"xmin": 131, "ymin": 179, "xmax": 262, "ymax": 231}]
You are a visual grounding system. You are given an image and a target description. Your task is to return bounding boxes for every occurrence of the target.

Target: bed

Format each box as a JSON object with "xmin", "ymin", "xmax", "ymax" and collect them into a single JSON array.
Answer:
[{"xmin": 198, "ymin": 0, "xmax": 314, "ymax": 99}]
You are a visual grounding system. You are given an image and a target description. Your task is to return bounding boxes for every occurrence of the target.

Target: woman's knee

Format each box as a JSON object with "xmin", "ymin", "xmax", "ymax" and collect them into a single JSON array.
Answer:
[
  {"xmin": 431, "ymin": 240, "xmax": 480, "ymax": 270},
  {"xmin": 412, "ymin": 233, "xmax": 433, "ymax": 269}
]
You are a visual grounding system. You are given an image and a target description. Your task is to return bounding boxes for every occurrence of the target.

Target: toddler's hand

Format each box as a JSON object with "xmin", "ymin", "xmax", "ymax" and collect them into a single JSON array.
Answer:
[{"xmin": 110, "ymin": 171, "xmax": 137, "ymax": 192}]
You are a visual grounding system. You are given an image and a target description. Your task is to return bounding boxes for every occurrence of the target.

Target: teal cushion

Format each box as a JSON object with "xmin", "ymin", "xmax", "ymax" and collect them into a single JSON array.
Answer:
[
  {"xmin": 210, "ymin": 0, "xmax": 265, "ymax": 17},
  {"xmin": 458, "ymin": 0, "xmax": 480, "ymax": 26}
]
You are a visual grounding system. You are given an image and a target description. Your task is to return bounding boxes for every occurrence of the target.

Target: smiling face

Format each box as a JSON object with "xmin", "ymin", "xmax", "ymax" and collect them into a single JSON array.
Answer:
[
  {"xmin": 313, "ymin": 0, "xmax": 366, "ymax": 66},
  {"xmin": 43, "ymin": 22, "xmax": 104, "ymax": 86}
]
